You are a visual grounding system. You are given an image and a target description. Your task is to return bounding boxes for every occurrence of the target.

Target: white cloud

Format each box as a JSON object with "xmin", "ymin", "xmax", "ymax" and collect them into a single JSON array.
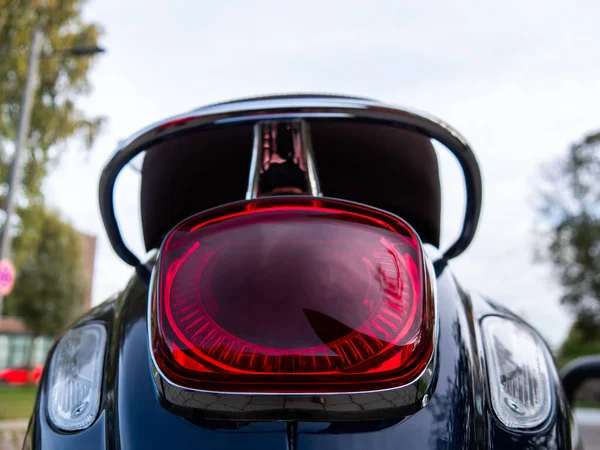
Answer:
[{"xmin": 44, "ymin": 0, "xmax": 600, "ymax": 348}]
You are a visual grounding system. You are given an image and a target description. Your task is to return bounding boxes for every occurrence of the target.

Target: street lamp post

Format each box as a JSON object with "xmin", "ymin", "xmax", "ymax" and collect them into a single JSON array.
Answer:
[{"xmin": 0, "ymin": 29, "xmax": 104, "ymax": 317}]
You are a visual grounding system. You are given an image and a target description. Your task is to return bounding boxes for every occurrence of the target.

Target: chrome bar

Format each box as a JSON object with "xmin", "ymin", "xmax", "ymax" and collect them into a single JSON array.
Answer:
[
  {"xmin": 300, "ymin": 120, "xmax": 322, "ymax": 196},
  {"xmin": 99, "ymin": 95, "xmax": 482, "ymax": 268},
  {"xmin": 246, "ymin": 120, "xmax": 322, "ymax": 200},
  {"xmin": 246, "ymin": 123, "xmax": 262, "ymax": 200}
]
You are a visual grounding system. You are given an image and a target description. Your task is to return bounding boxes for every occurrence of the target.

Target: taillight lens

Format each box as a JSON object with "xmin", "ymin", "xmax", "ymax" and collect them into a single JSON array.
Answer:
[{"xmin": 151, "ymin": 198, "xmax": 434, "ymax": 393}]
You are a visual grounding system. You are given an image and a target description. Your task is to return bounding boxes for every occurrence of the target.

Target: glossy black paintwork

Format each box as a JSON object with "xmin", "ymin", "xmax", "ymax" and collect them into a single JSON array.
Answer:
[{"xmin": 24, "ymin": 258, "xmax": 577, "ymax": 449}]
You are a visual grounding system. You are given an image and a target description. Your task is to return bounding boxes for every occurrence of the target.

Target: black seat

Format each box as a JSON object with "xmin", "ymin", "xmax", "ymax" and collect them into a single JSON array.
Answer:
[{"xmin": 140, "ymin": 121, "xmax": 441, "ymax": 250}]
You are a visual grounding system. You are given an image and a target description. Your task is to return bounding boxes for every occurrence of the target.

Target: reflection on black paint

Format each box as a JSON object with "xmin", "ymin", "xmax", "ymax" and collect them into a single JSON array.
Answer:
[
  {"xmin": 427, "ymin": 317, "xmax": 473, "ymax": 448},
  {"xmin": 490, "ymin": 422, "xmax": 559, "ymax": 450},
  {"xmin": 314, "ymin": 419, "xmax": 405, "ymax": 435}
]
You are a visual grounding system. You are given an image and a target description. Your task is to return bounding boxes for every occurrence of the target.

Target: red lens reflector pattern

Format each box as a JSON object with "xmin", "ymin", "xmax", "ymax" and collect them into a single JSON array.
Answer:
[{"xmin": 151, "ymin": 198, "xmax": 434, "ymax": 393}]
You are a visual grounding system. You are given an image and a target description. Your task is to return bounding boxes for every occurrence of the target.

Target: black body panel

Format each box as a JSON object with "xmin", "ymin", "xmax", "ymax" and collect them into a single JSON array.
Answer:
[{"xmin": 24, "ymin": 257, "xmax": 576, "ymax": 449}]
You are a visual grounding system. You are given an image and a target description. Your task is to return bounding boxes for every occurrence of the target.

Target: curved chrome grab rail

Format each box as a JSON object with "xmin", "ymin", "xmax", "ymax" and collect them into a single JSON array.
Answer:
[{"xmin": 99, "ymin": 95, "xmax": 482, "ymax": 269}]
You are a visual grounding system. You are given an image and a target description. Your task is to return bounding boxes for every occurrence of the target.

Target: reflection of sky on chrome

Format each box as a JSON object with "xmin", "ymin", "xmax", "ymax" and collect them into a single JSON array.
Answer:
[{"xmin": 44, "ymin": 0, "xmax": 600, "ymax": 349}]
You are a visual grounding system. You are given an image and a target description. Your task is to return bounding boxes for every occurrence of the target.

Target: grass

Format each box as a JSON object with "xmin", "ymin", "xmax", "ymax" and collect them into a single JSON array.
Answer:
[{"xmin": 0, "ymin": 385, "xmax": 38, "ymax": 420}]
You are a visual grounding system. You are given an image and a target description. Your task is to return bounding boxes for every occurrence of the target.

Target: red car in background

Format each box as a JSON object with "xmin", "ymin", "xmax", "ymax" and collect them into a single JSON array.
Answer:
[{"xmin": 0, "ymin": 364, "xmax": 43, "ymax": 385}]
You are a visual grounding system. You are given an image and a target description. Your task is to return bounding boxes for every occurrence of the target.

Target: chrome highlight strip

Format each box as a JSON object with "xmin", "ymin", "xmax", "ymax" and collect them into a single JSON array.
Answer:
[
  {"xmin": 246, "ymin": 123, "xmax": 261, "ymax": 200},
  {"xmin": 301, "ymin": 121, "xmax": 321, "ymax": 197},
  {"xmin": 153, "ymin": 354, "xmax": 436, "ymax": 421}
]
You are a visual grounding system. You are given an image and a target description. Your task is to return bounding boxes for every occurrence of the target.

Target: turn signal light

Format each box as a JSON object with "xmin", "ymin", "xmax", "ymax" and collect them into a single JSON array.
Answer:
[
  {"xmin": 482, "ymin": 316, "xmax": 553, "ymax": 428},
  {"xmin": 47, "ymin": 323, "xmax": 106, "ymax": 431}
]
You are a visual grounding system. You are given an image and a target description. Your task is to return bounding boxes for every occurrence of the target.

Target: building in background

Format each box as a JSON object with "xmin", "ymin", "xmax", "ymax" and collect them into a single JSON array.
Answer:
[{"xmin": 0, "ymin": 230, "xmax": 96, "ymax": 372}]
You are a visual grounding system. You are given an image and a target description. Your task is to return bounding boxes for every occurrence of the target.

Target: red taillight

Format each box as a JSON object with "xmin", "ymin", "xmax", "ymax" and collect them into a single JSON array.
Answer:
[{"xmin": 151, "ymin": 198, "xmax": 434, "ymax": 393}]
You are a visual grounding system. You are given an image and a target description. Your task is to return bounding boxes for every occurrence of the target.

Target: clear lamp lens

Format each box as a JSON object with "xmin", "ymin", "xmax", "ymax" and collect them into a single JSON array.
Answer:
[
  {"xmin": 482, "ymin": 316, "xmax": 552, "ymax": 429},
  {"xmin": 47, "ymin": 323, "xmax": 106, "ymax": 431}
]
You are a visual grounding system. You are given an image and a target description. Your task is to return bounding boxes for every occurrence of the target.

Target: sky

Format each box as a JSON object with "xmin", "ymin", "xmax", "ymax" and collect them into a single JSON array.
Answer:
[{"xmin": 44, "ymin": 0, "xmax": 600, "ymax": 348}]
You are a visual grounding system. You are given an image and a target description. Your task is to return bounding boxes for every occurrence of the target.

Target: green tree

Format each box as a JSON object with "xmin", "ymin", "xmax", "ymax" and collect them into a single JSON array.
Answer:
[
  {"xmin": 0, "ymin": 0, "xmax": 105, "ymax": 202},
  {"xmin": 558, "ymin": 317, "xmax": 600, "ymax": 368},
  {"xmin": 5, "ymin": 205, "xmax": 86, "ymax": 335},
  {"xmin": 538, "ymin": 131, "xmax": 600, "ymax": 357},
  {"xmin": 0, "ymin": 0, "xmax": 104, "ymax": 334}
]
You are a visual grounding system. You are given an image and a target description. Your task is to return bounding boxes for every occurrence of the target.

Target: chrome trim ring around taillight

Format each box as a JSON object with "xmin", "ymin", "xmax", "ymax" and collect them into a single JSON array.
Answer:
[{"xmin": 146, "ymin": 246, "xmax": 439, "ymax": 421}]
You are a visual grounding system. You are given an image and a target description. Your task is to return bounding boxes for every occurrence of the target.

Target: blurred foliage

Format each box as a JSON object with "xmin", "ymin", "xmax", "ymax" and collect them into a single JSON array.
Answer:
[
  {"xmin": 5, "ymin": 205, "xmax": 86, "ymax": 335},
  {"xmin": 556, "ymin": 317, "xmax": 600, "ymax": 369},
  {"xmin": 0, "ymin": 0, "xmax": 105, "ymax": 202},
  {"xmin": 538, "ymin": 130, "xmax": 600, "ymax": 361},
  {"xmin": 0, "ymin": 0, "xmax": 103, "ymax": 334}
]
